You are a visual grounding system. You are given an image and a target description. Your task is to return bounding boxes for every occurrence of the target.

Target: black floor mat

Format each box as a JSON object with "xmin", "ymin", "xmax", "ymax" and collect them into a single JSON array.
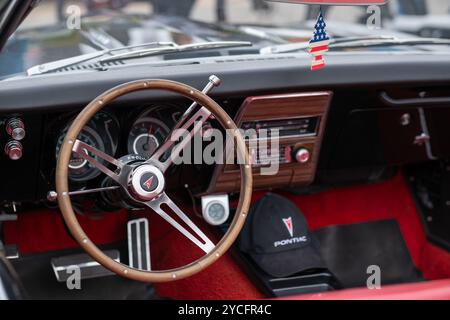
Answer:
[
  {"xmin": 314, "ymin": 220, "xmax": 423, "ymax": 288},
  {"xmin": 11, "ymin": 248, "xmax": 157, "ymax": 300}
]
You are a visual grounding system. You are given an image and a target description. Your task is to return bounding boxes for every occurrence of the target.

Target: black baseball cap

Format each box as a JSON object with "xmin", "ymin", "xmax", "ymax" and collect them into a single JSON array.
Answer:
[{"xmin": 238, "ymin": 193, "xmax": 326, "ymax": 277}]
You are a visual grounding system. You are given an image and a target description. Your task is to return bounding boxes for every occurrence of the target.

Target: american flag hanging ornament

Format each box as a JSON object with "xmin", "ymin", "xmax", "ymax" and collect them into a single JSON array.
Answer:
[{"xmin": 309, "ymin": 7, "xmax": 330, "ymax": 71}]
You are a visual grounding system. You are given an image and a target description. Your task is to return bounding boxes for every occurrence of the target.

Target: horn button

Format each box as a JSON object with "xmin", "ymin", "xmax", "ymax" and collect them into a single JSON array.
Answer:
[{"xmin": 129, "ymin": 165, "xmax": 165, "ymax": 201}]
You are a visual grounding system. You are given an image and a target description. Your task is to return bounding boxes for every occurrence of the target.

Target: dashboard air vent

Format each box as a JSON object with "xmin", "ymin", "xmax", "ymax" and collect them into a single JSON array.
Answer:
[
  {"xmin": 56, "ymin": 60, "xmax": 125, "ymax": 72},
  {"xmin": 214, "ymin": 55, "xmax": 296, "ymax": 63}
]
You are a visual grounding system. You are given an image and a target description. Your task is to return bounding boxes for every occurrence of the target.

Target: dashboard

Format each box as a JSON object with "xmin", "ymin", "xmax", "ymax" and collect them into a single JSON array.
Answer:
[
  {"xmin": 0, "ymin": 90, "xmax": 333, "ymax": 204},
  {"xmin": 1, "ymin": 53, "xmax": 450, "ymax": 204}
]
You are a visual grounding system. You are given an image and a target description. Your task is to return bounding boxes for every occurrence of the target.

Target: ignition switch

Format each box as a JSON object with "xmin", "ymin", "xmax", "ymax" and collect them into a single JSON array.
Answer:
[
  {"xmin": 6, "ymin": 117, "xmax": 26, "ymax": 141},
  {"xmin": 4, "ymin": 140, "xmax": 23, "ymax": 160}
]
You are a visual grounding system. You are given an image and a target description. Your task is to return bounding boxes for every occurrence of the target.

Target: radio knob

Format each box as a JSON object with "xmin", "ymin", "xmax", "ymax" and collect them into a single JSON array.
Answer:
[
  {"xmin": 295, "ymin": 147, "xmax": 310, "ymax": 164},
  {"xmin": 6, "ymin": 118, "xmax": 25, "ymax": 141},
  {"xmin": 4, "ymin": 140, "xmax": 23, "ymax": 160}
]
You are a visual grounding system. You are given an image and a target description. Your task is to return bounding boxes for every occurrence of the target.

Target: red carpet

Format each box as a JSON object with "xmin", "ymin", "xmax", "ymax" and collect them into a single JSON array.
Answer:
[
  {"xmin": 3, "ymin": 174, "xmax": 450, "ymax": 299},
  {"xmin": 3, "ymin": 208, "xmax": 129, "ymax": 253},
  {"xmin": 149, "ymin": 211, "xmax": 264, "ymax": 299}
]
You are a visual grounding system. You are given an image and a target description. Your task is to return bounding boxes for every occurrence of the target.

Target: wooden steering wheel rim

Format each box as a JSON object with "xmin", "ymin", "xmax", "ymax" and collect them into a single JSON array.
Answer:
[{"xmin": 56, "ymin": 79, "xmax": 252, "ymax": 283}]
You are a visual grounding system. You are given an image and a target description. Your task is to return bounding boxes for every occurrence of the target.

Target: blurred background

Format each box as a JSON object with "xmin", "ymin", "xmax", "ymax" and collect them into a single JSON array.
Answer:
[
  {"xmin": 3, "ymin": 0, "xmax": 450, "ymax": 78},
  {"xmin": 20, "ymin": 0, "xmax": 450, "ymax": 30}
]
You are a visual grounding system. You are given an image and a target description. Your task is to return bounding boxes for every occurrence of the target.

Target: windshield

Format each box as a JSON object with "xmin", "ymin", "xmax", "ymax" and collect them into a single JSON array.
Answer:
[
  {"xmin": 0, "ymin": 0, "xmax": 9, "ymax": 12},
  {"xmin": 1, "ymin": 0, "xmax": 450, "ymax": 77}
]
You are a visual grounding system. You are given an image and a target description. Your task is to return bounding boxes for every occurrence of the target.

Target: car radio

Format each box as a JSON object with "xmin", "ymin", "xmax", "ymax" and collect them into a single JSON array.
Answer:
[{"xmin": 241, "ymin": 116, "xmax": 320, "ymax": 139}]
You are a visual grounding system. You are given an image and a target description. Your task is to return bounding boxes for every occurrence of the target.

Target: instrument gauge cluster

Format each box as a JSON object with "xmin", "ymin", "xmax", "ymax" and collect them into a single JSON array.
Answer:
[{"xmin": 53, "ymin": 106, "xmax": 180, "ymax": 183}]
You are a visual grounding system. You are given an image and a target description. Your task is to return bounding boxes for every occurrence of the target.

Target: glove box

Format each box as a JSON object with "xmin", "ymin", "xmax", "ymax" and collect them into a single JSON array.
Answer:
[{"xmin": 328, "ymin": 106, "xmax": 450, "ymax": 169}]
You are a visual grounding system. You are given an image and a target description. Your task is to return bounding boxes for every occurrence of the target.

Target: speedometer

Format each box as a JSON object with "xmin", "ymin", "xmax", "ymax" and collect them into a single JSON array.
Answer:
[
  {"xmin": 127, "ymin": 116, "xmax": 170, "ymax": 159},
  {"xmin": 56, "ymin": 127, "xmax": 105, "ymax": 181},
  {"xmin": 55, "ymin": 111, "xmax": 119, "ymax": 182}
]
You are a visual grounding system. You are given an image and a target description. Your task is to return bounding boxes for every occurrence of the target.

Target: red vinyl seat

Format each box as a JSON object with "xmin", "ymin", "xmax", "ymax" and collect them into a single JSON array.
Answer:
[{"xmin": 281, "ymin": 279, "xmax": 450, "ymax": 300}]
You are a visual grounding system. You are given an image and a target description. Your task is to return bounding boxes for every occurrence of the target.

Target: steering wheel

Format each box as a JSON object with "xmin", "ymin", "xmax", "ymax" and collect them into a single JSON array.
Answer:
[{"xmin": 56, "ymin": 79, "xmax": 252, "ymax": 283}]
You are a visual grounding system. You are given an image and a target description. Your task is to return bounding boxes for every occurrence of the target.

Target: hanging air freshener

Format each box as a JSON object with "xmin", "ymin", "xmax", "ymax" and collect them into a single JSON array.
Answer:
[{"xmin": 309, "ymin": 7, "xmax": 329, "ymax": 71}]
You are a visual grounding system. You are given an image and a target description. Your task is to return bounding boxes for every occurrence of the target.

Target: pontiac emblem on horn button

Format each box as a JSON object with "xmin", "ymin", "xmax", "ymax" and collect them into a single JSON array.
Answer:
[
  {"xmin": 144, "ymin": 176, "xmax": 154, "ymax": 189},
  {"xmin": 140, "ymin": 173, "xmax": 158, "ymax": 192}
]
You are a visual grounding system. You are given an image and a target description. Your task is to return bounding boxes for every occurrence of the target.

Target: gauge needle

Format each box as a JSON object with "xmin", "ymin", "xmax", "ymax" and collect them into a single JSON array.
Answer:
[{"xmin": 146, "ymin": 125, "xmax": 153, "ymax": 149}]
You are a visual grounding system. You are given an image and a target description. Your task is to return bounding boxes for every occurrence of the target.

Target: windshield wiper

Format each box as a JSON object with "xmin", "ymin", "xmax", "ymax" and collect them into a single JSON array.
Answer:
[
  {"xmin": 329, "ymin": 37, "xmax": 450, "ymax": 49},
  {"xmin": 260, "ymin": 36, "xmax": 397, "ymax": 54},
  {"xmin": 260, "ymin": 36, "xmax": 450, "ymax": 54},
  {"xmin": 27, "ymin": 41, "xmax": 252, "ymax": 76},
  {"xmin": 98, "ymin": 41, "xmax": 253, "ymax": 63},
  {"xmin": 27, "ymin": 41, "xmax": 177, "ymax": 76}
]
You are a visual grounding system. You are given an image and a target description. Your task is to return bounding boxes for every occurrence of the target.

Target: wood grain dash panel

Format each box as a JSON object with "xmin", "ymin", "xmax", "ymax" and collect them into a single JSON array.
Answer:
[{"xmin": 205, "ymin": 91, "xmax": 332, "ymax": 194}]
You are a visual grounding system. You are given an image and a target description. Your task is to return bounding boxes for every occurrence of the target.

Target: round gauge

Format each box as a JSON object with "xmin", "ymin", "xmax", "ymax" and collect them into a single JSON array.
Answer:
[
  {"xmin": 90, "ymin": 111, "xmax": 120, "ymax": 153},
  {"xmin": 55, "ymin": 127, "xmax": 105, "ymax": 181},
  {"xmin": 55, "ymin": 112, "xmax": 120, "ymax": 182},
  {"xmin": 208, "ymin": 203, "xmax": 226, "ymax": 221},
  {"xmin": 127, "ymin": 116, "xmax": 170, "ymax": 159},
  {"xmin": 203, "ymin": 201, "xmax": 229, "ymax": 226}
]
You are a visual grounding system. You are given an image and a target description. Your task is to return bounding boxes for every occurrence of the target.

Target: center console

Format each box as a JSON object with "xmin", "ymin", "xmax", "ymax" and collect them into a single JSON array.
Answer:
[{"xmin": 207, "ymin": 91, "xmax": 332, "ymax": 193}]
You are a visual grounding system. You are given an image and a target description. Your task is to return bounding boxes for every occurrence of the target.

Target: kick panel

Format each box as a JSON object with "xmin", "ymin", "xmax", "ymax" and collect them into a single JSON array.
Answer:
[{"xmin": 207, "ymin": 91, "xmax": 332, "ymax": 193}]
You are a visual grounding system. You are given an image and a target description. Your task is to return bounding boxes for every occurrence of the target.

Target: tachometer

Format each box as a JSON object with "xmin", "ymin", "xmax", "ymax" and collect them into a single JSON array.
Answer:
[{"xmin": 127, "ymin": 116, "xmax": 170, "ymax": 159}]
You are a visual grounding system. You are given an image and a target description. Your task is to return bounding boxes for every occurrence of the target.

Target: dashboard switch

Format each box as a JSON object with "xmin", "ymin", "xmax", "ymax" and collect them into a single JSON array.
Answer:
[
  {"xmin": 4, "ymin": 140, "xmax": 23, "ymax": 160},
  {"xmin": 295, "ymin": 147, "xmax": 310, "ymax": 164},
  {"xmin": 6, "ymin": 118, "xmax": 25, "ymax": 141}
]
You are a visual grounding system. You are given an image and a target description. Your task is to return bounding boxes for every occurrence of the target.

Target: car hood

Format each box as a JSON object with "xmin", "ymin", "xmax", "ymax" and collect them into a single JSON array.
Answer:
[{"xmin": 0, "ymin": 12, "xmax": 306, "ymax": 77}]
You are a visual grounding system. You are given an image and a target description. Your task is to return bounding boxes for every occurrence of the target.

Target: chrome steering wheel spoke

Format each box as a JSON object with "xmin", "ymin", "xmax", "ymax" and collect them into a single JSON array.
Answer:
[
  {"xmin": 72, "ymin": 139, "xmax": 130, "ymax": 186},
  {"xmin": 147, "ymin": 106, "xmax": 211, "ymax": 173},
  {"xmin": 144, "ymin": 192, "xmax": 215, "ymax": 254}
]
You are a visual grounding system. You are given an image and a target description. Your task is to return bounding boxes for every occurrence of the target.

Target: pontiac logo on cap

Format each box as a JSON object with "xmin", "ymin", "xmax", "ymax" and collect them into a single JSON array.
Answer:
[{"xmin": 282, "ymin": 217, "xmax": 294, "ymax": 237}]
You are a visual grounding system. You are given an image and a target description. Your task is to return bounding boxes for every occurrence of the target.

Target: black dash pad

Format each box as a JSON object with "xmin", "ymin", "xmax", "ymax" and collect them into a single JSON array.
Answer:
[{"xmin": 314, "ymin": 220, "xmax": 423, "ymax": 288}]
